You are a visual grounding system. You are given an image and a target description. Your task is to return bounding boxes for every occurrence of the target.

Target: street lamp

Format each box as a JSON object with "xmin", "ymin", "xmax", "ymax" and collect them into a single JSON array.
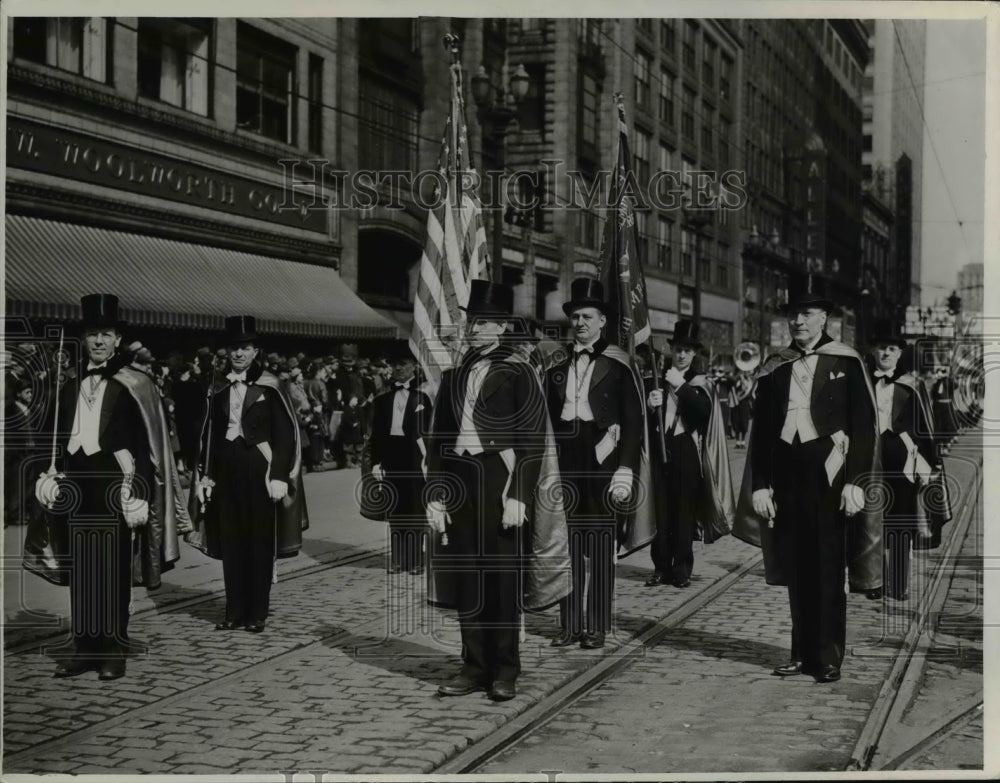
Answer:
[
  {"xmin": 471, "ymin": 61, "xmax": 530, "ymax": 284},
  {"xmin": 682, "ymin": 205, "xmax": 712, "ymax": 332}
]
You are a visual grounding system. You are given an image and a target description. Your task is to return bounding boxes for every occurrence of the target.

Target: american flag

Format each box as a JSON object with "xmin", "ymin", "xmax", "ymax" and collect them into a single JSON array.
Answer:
[
  {"xmin": 598, "ymin": 94, "xmax": 652, "ymax": 355},
  {"xmin": 409, "ymin": 51, "xmax": 490, "ymax": 398}
]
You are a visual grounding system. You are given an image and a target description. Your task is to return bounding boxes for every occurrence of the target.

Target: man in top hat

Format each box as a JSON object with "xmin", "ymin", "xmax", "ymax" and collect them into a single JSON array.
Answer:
[
  {"xmin": 332, "ymin": 343, "xmax": 374, "ymax": 468},
  {"xmin": 188, "ymin": 316, "xmax": 307, "ymax": 633},
  {"xmin": 31, "ymin": 294, "xmax": 187, "ymax": 680},
  {"xmin": 645, "ymin": 319, "xmax": 734, "ymax": 589},
  {"xmin": 425, "ymin": 279, "xmax": 567, "ymax": 702},
  {"xmin": 545, "ymin": 278, "xmax": 643, "ymax": 649},
  {"xmin": 734, "ymin": 275, "xmax": 880, "ymax": 683},
  {"xmin": 864, "ymin": 320, "xmax": 940, "ymax": 601},
  {"xmin": 369, "ymin": 342, "xmax": 433, "ymax": 574}
]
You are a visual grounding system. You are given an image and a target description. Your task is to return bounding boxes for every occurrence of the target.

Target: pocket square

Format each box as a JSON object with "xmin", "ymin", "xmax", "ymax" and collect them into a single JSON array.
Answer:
[
  {"xmin": 829, "ymin": 371, "xmax": 845, "ymax": 380},
  {"xmin": 415, "ymin": 404, "xmax": 425, "ymax": 412}
]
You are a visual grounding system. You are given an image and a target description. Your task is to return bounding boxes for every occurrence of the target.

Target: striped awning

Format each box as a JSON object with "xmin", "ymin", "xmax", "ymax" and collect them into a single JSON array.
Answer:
[{"xmin": 4, "ymin": 215, "xmax": 399, "ymax": 339}]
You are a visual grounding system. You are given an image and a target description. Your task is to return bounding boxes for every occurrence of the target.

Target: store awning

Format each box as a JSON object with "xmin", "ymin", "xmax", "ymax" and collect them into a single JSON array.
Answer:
[{"xmin": 4, "ymin": 215, "xmax": 399, "ymax": 339}]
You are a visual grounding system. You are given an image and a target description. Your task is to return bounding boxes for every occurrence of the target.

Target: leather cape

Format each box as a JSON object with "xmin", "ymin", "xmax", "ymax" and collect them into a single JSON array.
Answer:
[
  {"xmin": 185, "ymin": 368, "xmax": 309, "ymax": 560},
  {"xmin": 686, "ymin": 374, "xmax": 735, "ymax": 543},
  {"xmin": 895, "ymin": 372, "xmax": 953, "ymax": 550},
  {"xmin": 22, "ymin": 366, "xmax": 189, "ymax": 590},
  {"xmin": 427, "ymin": 351, "xmax": 572, "ymax": 612},
  {"xmin": 732, "ymin": 340, "xmax": 884, "ymax": 592}
]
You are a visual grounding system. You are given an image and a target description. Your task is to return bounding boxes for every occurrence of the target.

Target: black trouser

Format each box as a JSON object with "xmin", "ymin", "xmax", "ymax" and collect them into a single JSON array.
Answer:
[
  {"xmin": 772, "ymin": 436, "xmax": 847, "ymax": 671},
  {"xmin": 214, "ymin": 437, "xmax": 276, "ymax": 624},
  {"xmin": 880, "ymin": 432, "xmax": 919, "ymax": 598},
  {"xmin": 383, "ymin": 436, "xmax": 426, "ymax": 571},
  {"xmin": 442, "ymin": 452, "xmax": 522, "ymax": 684},
  {"xmin": 651, "ymin": 432, "xmax": 700, "ymax": 582},
  {"xmin": 555, "ymin": 419, "xmax": 616, "ymax": 635},
  {"xmin": 64, "ymin": 450, "xmax": 133, "ymax": 660}
]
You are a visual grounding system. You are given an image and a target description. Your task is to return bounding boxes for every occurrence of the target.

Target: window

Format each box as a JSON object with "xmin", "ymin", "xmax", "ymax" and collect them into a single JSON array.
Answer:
[
  {"xmin": 308, "ymin": 53, "xmax": 324, "ymax": 153},
  {"xmin": 359, "ymin": 74, "xmax": 419, "ymax": 171},
  {"xmin": 716, "ymin": 260, "xmax": 728, "ymax": 289},
  {"xmin": 138, "ymin": 19, "xmax": 211, "ymax": 116},
  {"xmin": 517, "ymin": 63, "xmax": 546, "ymax": 135},
  {"xmin": 13, "ymin": 17, "xmax": 108, "ymax": 82},
  {"xmin": 681, "ymin": 87, "xmax": 695, "ymax": 140},
  {"xmin": 638, "ymin": 18, "xmax": 653, "ymax": 34},
  {"xmin": 683, "ymin": 21, "xmax": 697, "ymax": 70},
  {"xmin": 658, "ymin": 70, "xmax": 675, "ymax": 126},
  {"xmin": 657, "ymin": 217, "xmax": 673, "ymax": 271},
  {"xmin": 720, "ymin": 54, "xmax": 733, "ymax": 102},
  {"xmin": 681, "ymin": 228, "xmax": 693, "ymax": 276},
  {"xmin": 578, "ymin": 18, "xmax": 602, "ymax": 51},
  {"xmin": 719, "ymin": 119, "xmax": 731, "ymax": 169},
  {"xmin": 660, "ymin": 20, "xmax": 676, "ymax": 53},
  {"xmin": 702, "ymin": 39, "xmax": 716, "ymax": 87},
  {"xmin": 635, "ymin": 210, "xmax": 649, "ymax": 264},
  {"xmin": 658, "ymin": 143, "xmax": 673, "ymax": 173},
  {"xmin": 236, "ymin": 23, "xmax": 296, "ymax": 144},
  {"xmin": 635, "ymin": 50, "xmax": 651, "ymax": 109},
  {"xmin": 632, "ymin": 128, "xmax": 651, "ymax": 184},
  {"xmin": 701, "ymin": 103, "xmax": 713, "ymax": 157},
  {"xmin": 579, "ymin": 71, "xmax": 599, "ymax": 156},
  {"xmin": 578, "ymin": 207, "xmax": 599, "ymax": 249}
]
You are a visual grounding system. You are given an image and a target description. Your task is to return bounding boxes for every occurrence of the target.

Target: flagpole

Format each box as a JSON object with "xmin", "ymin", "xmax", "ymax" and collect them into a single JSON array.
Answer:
[{"xmin": 613, "ymin": 94, "xmax": 667, "ymax": 465}]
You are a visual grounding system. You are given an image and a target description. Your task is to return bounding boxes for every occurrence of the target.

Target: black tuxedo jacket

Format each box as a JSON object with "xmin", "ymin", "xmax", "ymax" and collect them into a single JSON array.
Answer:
[
  {"xmin": 545, "ymin": 339, "xmax": 643, "ymax": 473},
  {"xmin": 203, "ymin": 363, "xmax": 295, "ymax": 483},
  {"xmin": 426, "ymin": 344, "xmax": 546, "ymax": 505},
  {"xmin": 750, "ymin": 334, "xmax": 875, "ymax": 491},
  {"xmin": 369, "ymin": 381, "xmax": 432, "ymax": 467},
  {"xmin": 59, "ymin": 360, "xmax": 154, "ymax": 501},
  {"xmin": 869, "ymin": 367, "xmax": 937, "ymax": 469}
]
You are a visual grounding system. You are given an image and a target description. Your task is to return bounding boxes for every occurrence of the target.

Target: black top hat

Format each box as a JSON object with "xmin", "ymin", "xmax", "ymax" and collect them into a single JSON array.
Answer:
[
  {"xmin": 461, "ymin": 279, "xmax": 515, "ymax": 317},
  {"xmin": 870, "ymin": 318, "xmax": 906, "ymax": 348},
  {"xmin": 80, "ymin": 294, "xmax": 126, "ymax": 329},
  {"xmin": 223, "ymin": 315, "xmax": 259, "ymax": 344},
  {"xmin": 505, "ymin": 316, "xmax": 541, "ymax": 343},
  {"xmin": 562, "ymin": 278, "xmax": 608, "ymax": 316},
  {"xmin": 783, "ymin": 274, "xmax": 834, "ymax": 313},
  {"xmin": 385, "ymin": 341, "xmax": 417, "ymax": 363},
  {"xmin": 669, "ymin": 319, "xmax": 702, "ymax": 349}
]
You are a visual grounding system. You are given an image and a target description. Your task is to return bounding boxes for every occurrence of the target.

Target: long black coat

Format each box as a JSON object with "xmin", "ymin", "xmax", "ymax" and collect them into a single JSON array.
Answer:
[{"xmin": 369, "ymin": 381, "xmax": 432, "ymax": 519}]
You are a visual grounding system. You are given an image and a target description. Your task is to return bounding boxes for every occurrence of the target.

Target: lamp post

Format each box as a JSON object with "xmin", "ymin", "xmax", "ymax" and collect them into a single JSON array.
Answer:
[
  {"xmin": 471, "ymin": 61, "xmax": 530, "ymax": 284},
  {"xmin": 682, "ymin": 206, "xmax": 712, "ymax": 332}
]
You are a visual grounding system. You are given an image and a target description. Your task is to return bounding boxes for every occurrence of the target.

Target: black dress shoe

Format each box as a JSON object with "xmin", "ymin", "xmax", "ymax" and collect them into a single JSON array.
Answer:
[
  {"xmin": 672, "ymin": 577, "xmax": 692, "ymax": 588},
  {"xmin": 387, "ymin": 564, "xmax": 403, "ymax": 574},
  {"xmin": 489, "ymin": 680, "xmax": 516, "ymax": 701},
  {"xmin": 889, "ymin": 591, "xmax": 909, "ymax": 601},
  {"xmin": 580, "ymin": 631, "xmax": 606, "ymax": 649},
  {"xmin": 246, "ymin": 620, "xmax": 266, "ymax": 633},
  {"xmin": 814, "ymin": 665, "xmax": 841, "ymax": 683},
  {"xmin": 771, "ymin": 660, "xmax": 804, "ymax": 677},
  {"xmin": 865, "ymin": 588, "xmax": 883, "ymax": 600},
  {"xmin": 214, "ymin": 620, "xmax": 244, "ymax": 631},
  {"xmin": 98, "ymin": 659, "xmax": 126, "ymax": 681},
  {"xmin": 437, "ymin": 674, "xmax": 486, "ymax": 697},
  {"xmin": 549, "ymin": 630, "xmax": 581, "ymax": 648},
  {"xmin": 644, "ymin": 571, "xmax": 667, "ymax": 587},
  {"xmin": 53, "ymin": 657, "xmax": 97, "ymax": 678}
]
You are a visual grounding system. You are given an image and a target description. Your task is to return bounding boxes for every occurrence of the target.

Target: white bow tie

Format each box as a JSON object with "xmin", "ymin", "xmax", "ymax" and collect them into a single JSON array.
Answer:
[
  {"xmin": 874, "ymin": 370, "xmax": 893, "ymax": 379},
  {"xmin": 227, "ymin": 372, "xmax": 247, "ymax": 383},
  {"xmin": 86, "ymin": 362, "xmax": 107, "ymax": 371}
]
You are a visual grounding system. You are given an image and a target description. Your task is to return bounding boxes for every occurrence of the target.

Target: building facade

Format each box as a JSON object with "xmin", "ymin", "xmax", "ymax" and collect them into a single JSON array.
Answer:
[
  {"xmin": 5, "ymin": 16, "xmax": 396, "ymax": 349},
  {"xmin": 957, "ymin": 262, "xmax": 983, "ymax": 315}
]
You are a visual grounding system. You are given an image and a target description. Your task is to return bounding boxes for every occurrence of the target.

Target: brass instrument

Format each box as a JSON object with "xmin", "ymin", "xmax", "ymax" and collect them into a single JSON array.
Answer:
[{"xmin": 734, "ymin": 342, "xmax": 761, "ymax": 373}]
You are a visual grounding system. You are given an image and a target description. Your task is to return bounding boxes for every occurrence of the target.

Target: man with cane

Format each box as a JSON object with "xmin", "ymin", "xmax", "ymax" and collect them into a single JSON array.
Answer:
[{"xmin": 32, "ymin": 294, "xmax": 187, "ymax": 680}]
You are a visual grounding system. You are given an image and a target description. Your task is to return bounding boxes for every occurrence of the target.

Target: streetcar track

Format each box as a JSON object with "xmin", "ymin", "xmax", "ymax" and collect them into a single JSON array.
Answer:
[
  {"xmin": 847, "ymin": 457, "xmax": 981, "ymax": 771},
  {"xmin": 878, "ymin": 699, "xmax": 983, "ymax": 771}
]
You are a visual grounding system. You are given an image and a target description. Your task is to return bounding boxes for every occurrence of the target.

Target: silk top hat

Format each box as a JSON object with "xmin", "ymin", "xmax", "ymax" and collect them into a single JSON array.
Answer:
[
  {"xmin": 385, "ymin": 341, "xmax": 416, "ymax": 363},
  {"xmin": 669, "ymin": 319, "xmax": 702, "ymax": 349},
  {"xmin": 80, "ymin": 294, "xmax": 126, "ymax": 329},
  {"xmin": 871, "ymin": 318, "xmax": 906, "ymax": 348},
  {"xmin": 562, "ymin": 278, "xmax": 608, "ymax": 316},
  {"xmin": 461, "ymin": 279, "xmax": 515, "ymax": 317},
  {"xmin": 223, "ymin": 315, "xmax": 258, "ymax": 344},
  {"xmin": 783, "ymin": 274, "xmax": 834, "ymax": 313}
]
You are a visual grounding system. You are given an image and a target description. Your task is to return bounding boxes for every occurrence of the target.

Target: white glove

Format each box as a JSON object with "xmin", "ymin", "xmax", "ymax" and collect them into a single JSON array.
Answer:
[
  {"xmin": 840, "ymin": 483, "xmax": 865, "ymax": 517},
  {"xmin": 501, "ymin": 498, "xmax": 527, "ymax": 529},
  {"xmin": 647, "ymin": 389, "xmax": 663, "ymax": 408},
  {"xmin": 664, "ymin": 367, "xmax": 686, "ymax": 390},
  {"xmin": 609, "ymin": 467, "xmax": 633, "ymax": 503},
  {"xmin": 35, "ymin": 470, "xmax": 63, "ymax": 508},
  {"xmin": 752, "ymin": 488, "xmax": 777, "ymax": 524},
  {"xmin": 426, "ymin": 499, "xmax": 448, "ymax": 534},
  {"xmin": 196, "ymin": 476, "xmax": 215, "ymax": 506},
  {"xmin": 120, "ymin": 489, "xmax": 149, "ymax": 528},
  {"xmin": 371, "ymin": 464, "xmax": 385, "ymax": 482},
  {"xmin": 267, "ymin": 480, "xmax": 289, "ymax": 502}
]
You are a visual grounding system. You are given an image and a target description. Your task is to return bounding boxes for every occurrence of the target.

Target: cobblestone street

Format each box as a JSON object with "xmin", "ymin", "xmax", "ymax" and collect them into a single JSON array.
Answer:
[{"xmin": 2, "ymin": 433, "xmax": 984, "ymax": 776}]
